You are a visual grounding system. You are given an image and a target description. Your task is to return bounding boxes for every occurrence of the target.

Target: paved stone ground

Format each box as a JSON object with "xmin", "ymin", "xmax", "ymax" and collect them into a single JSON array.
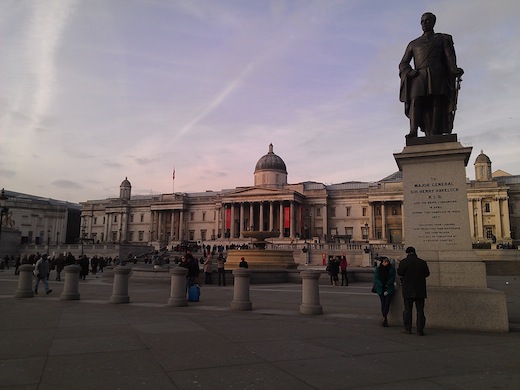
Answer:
[{"xmin": 1, "ymin": 268, "xmax": 519, "ymax": 389}]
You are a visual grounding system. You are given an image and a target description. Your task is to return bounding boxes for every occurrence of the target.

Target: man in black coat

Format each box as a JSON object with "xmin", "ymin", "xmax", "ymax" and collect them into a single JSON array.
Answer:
[{"xmin": 397, "ymin": 247, "xmax": 430, "ymax": 335}]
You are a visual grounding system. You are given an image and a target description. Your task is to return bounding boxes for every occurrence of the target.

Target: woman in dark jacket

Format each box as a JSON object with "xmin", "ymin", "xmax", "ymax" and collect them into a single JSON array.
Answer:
[{"xmin": 374, "ymin": 257, "xmax": 396, "ymax": 327}]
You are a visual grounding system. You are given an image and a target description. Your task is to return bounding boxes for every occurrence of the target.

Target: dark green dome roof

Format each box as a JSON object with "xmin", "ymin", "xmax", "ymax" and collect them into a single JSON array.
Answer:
[{"xmin": 254, "ymin": 144, "xmax": 287, "ymax": 173}]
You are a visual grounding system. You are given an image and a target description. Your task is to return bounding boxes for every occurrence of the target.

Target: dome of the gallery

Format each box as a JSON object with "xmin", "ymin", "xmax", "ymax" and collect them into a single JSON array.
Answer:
[{"xmin": 254, "ymin": 144, "xmax": 287, "ymax": 174}]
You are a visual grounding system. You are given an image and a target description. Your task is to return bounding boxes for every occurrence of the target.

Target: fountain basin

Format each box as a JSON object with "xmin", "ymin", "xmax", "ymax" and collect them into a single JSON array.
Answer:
[{"xmin": 226, "ymin": 249, "xmax": 297, "ymax": 270}]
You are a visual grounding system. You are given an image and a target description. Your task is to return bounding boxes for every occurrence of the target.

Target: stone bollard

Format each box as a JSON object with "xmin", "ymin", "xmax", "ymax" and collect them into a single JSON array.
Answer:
[
  {"xmin": 231, "ymin": 269, "xmax": 252, "ymax": 311},
  {"xmin": 300, "ymin": 270, "xmax": 323, "ymax": 315},
  {"xmin": 14, "ymin": 264, "xmax": 36, "ymax": 298},
  {"xmin": 110, "ymin": 266, "xmax": 132, "ymax": 304},
  {"xmin": 60, "ymin": 265, "xmax": 81, "ymax": 300},
  {"xmin": 168, "ymin": 266, "xmax": 188, "ymax": 307}
]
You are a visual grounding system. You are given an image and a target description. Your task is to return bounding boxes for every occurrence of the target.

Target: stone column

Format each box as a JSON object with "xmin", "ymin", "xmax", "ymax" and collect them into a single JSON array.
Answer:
[
  {"xmin": 370, "ymin": 205, "xmax": 376, "ymax": 240},
  {"xmin": 289, "ymin": 201, "xmax": 295, "ymax": 238},
  {"xmin": 158, "ymin": 212, "xmax": 163, "ymax": 242},
  {"xmin": 14, "ymin": 264, "xmax": 35, "ymax": 298},
  {"xmin": 381, "ymin": 202, "xmax": 387, "ymax": 240},
  {"xmin": 501, "ymin": 198, "xmax": 512, "ymax": 240},
  {"xmin": 149, "ymin": 211, "xmax": 155, "ymax": 241},
  {"xmin": 179, "ymin": 210, "xmax": 184, "ymax": 241},
  {"xmin": 469, "ymin": 199, "xmax": 476, "ymax": 240},
  {"xmin": 170, "ymin": 211, "xmax": 175, "ymax": 241},
  {"xmin": 215, "ymin": 207, "xmax": 220, "ymax": 239},
  {"xmin": 230, "ymin": 203, "xmax": 236, "ymax": 238},
  {"xmin": 239, "ymin": 203, "xmax": 245, "ymax": 238},
  {"xmin": 279, "ymin": 202, "xmax": 284, "ymax": 238},
  {"xmin": 475, "ymin": 199, "xmax": 484, "ymax": 241},
  {"xmin": 249, "ymin": 203, "xmax": 254, "ymax": 230},
  {"xmin": 105, "ymin": 212, "xmax": 110, "ymax": 242},
  {"xmin": 322, "ymin": 203, "xmax": 327, "ymax": 241},
  {"xmin": 259, "ymin": 202, "xmax": 264, "ymax": 232},
  {"xmin": 110, "ymin": 266, "xmax": 132, "ymax": 303},
  {"xmin": 300, "ymin": 271, "xmax": 323, "ymax": 315},
  {"xmin": 168, "ymin": 266, "xmax": 188, "ymax": 306},
  {"xmin": 121, "ymin": 211, "xmax": 127, "ymax": 242},
  {"xmin": 61, "ymin": 265, "xmax": 81, "ymax": 300},
  {"xmin": 231, "ymin": 269, "xmax": 252, "ymax": 311},
  {"xmin": 269, "ymin": 201, "xmax": 274, "ymax": 231},
  {"xmin": 494, "ymin": 197, "xmax": 503, "ymax": 240},
  {"xmin": 311, "ymin": 205, "xmax": 315, "ymax": 240}
]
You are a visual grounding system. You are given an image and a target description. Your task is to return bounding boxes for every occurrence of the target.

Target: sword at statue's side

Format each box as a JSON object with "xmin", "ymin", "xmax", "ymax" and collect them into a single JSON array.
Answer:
[{"xmin": 452, "ymin": 75, "xmax": 462, "ymax": 123}]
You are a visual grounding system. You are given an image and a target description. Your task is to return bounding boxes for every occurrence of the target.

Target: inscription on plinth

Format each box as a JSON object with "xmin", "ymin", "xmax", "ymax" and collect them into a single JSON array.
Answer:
[
  {"xmin": 396, "ymin": 142, "xmax": 473, "ymax": 252},
  {"xmin": 408, "ymin": 179, "xmax": 466, "ymax": 247}
]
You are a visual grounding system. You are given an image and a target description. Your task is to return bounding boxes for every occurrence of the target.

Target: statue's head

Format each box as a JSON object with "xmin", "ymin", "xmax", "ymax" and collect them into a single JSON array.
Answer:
[{"xmin": 421, "ymin": 12, "xmax": 436, "ymax": 32}]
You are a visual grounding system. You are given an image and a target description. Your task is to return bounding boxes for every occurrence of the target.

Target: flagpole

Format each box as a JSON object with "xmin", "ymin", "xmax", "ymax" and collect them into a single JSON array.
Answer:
[{"xmin": 172, "ymin": 167, "xmax": 175, "ymax": 195}]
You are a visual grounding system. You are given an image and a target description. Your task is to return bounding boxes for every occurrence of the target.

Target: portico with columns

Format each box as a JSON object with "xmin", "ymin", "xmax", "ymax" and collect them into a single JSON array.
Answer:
[{"xmin": 220, "ymin": 188, "xmax": 305, "ymax": 240}]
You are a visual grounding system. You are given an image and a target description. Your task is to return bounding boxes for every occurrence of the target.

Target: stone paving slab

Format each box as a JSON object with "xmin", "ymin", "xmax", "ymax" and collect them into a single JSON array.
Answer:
[{"xmin": 1, "ymin": 271, "xmax": 519, "ymax": 389}]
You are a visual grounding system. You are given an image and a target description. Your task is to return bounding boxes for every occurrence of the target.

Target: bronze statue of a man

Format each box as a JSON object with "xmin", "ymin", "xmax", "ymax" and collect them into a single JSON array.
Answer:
[{"xmin": 399, "ymin": 12, "xmax": 464, "ymax": 138}]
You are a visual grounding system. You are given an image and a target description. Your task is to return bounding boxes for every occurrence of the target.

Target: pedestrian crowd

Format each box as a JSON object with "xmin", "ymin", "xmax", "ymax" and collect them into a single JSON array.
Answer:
[{"xmin": 6, "ymin": 244, "xmax": 431, "ymax": 335}]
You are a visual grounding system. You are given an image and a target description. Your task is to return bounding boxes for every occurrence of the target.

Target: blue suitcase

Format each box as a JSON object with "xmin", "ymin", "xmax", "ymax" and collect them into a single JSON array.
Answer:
[{"xmin": 188, "ymin": 284, "xmax": 200, "ymax": 302}]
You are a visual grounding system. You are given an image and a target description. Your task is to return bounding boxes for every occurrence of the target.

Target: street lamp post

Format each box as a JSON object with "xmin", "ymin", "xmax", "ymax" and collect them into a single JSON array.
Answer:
[
  {"xmin": 80, "ymin": 221, "xmax": 86, "ymax": 256},
  {"xmin": 363, "ymin": 222, "xmax": 371, "ymax": 267},
  {"xmin": 0, "ymin": 188, "xmax": 9, "ymax": 242}
]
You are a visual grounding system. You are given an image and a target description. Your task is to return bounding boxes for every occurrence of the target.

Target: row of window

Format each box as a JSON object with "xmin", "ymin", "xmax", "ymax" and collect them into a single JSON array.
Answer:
[
  {"xmin": 86, "ymin": 201, "xmax": 500, "ymax": 229},
  {"xmin": 324, "ymin": 206, "xmax": 400, "ymax": 218},
  {"xmin": 90, "ymin": 214, "xmax": 147, "ymax": 226}
]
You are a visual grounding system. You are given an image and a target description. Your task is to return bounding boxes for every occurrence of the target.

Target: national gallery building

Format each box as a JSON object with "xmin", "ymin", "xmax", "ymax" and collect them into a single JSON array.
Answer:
[{"xmin": 78, "ymin": 144, "xmax": 519, "ymax": 250}]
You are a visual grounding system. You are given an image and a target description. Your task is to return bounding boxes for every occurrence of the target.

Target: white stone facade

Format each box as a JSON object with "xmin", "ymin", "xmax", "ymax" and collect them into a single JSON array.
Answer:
[{"xmin": 78, "ymin": 147, "xmax": 518, "ymax": 248}]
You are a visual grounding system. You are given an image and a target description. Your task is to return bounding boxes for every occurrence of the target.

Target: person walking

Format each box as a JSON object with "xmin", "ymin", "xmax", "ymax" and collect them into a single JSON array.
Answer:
[
  {"xmin": 397, "ymin": 247, "xmax": 430, "ymax": 335},
  {"xmin": 14, "ymin": 255, "xmax": 21, "ymax": 275},
  {"xmin": 374, "ymin": 256, "xmax": 396, "ymax": 327},
  {"xmin": 33, "ymin": 254, "xmax": 52, "ymax": 295},
  {"xmin": 339, "ymin": 256, "xmax": 349, "ymax": 286},
  {"xmin": 217, "ymin": 254, "xmax": 226, "ymax": 286},
  {"xmin": 3, "ymin": 254, "xmax": 10, "ymax": 269},
  {"xmin": 327, "ymin": 256, "xmax": 340, "ymax": 286},
  {"xmin": 79, "ymin": 255, "xmax": 89, "ymax": 280},
  {"xmin": 203, "ymin": 254, "xmax": 213, "ymax": 284},
  {"xmin": 54, "ymin": 253, "xmax": 66, "ymax": 281}
]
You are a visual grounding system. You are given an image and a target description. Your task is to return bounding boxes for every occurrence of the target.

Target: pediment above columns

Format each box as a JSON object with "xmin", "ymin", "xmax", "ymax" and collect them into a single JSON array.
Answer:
[{"xmin": 221, "ymin": 186, "xmax": 304, "ymax": 203}]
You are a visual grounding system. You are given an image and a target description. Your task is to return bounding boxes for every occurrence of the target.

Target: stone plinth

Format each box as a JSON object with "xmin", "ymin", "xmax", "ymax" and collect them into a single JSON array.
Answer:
[
  {"xmin": 61, "ymin": 265, "xmax": 81, "ymax": 300},
  {"xmin": 300, "ymin": 271, "xmax": 323, "ymax": 315},
  {"xmin": 231, "ymin": 269, "xmax": 252, "ymax": 311},
  {"xmin": 389, "ymin": 285, "xmax": 509, "ymax": 332},
  {"xmin": 110, "ymin": 266, "xmax": 132, "ymax": 304},
  {"xmin": 14, "ymin": 264, "xmax": 35, "ymax": 298},
  {"xmin": 167, "ymin": 266, "xmax": 188, "ymax": 307},
  {"xmin": 394, "ymin": 140, "xmax": 473, "ymax": 253},
  {"xmin": 394, "ymin": 139, "xmax": 508, "ymax": 331}
]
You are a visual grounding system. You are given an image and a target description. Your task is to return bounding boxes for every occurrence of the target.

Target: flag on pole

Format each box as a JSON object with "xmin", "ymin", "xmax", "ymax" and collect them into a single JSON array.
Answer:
[{"xmin": 172, "ymin": 167, "xmax": 176, "ymax": 195}]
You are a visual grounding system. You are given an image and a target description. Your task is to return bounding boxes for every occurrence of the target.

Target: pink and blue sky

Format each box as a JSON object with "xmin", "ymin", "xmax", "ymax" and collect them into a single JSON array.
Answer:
[{"xmin": 1, "ymin": 0, "xmax": 519, "ymax": 202}]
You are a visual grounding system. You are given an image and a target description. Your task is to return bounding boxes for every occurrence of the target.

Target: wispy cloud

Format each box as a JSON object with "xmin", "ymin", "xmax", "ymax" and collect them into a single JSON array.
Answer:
[
  {"xmin": 22, "ymin": 0, "xmax": 78, "ymax": 134},
  {"xmin": 174, "ymin": 60, "xmax": 257, "ymax": 142},
  {"xmin": 52, "ymin": 180, "xmax": 83, "ymax": 190},
  {"xmin": 1, "ymin": 1, "xmax": 519, "ymax": 203}
]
